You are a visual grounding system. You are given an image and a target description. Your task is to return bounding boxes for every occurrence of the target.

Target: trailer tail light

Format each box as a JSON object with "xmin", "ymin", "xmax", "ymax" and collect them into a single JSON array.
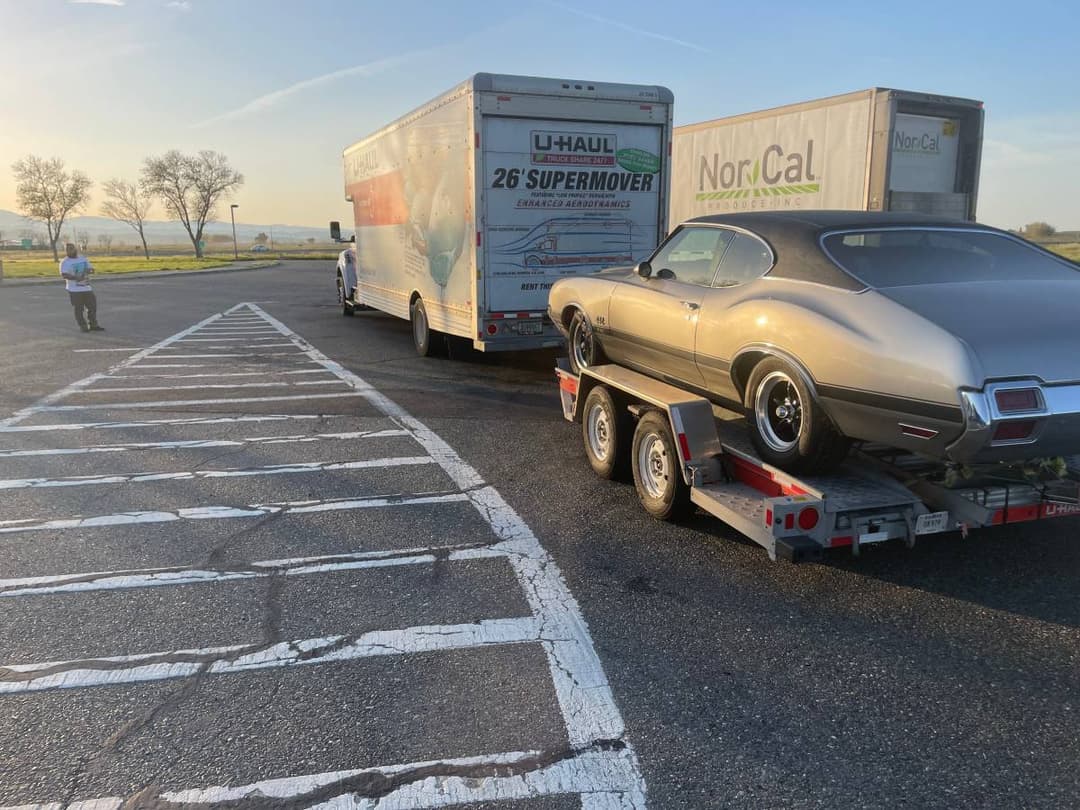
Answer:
[
  {"xmin": 765, "ymin": 508, "xmax": 773, "ymax": 527},
  {"xmin": 677, "ymin": 433, "xmax": 691, "ymax": 462},
  {"xmin": 797, "ymin": 506, "xmax": 820, "ymax": 531},
  {"xmin": 993, "ymin": 419, "xmax": 1037, "ymax": 442},
  {"xmin": 994, "ymin": 388, "xmax": 1039, "ymax": 413}
]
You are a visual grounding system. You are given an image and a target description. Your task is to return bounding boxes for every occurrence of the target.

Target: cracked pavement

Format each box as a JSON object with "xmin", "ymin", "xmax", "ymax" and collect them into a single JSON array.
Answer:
[{"xmin": 1, "ymin": 263, "xmax": 1078, "ymax": 808}]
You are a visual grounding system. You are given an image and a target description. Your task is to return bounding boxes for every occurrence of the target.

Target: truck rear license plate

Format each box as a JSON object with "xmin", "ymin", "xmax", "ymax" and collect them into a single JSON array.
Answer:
[
  {"xmin": 915, "ymin": 511, "xmax": 949, "ymax": 535},
  {"xmin": 518, "ymin": 320, "xmax": 542, "ymax": 336}
]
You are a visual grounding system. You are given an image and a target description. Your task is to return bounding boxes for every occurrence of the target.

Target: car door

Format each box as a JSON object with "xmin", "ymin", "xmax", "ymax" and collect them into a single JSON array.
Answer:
[
  {"xmin": 607, "ymin": 226, "xmax": 734, "ymax": 387},
  {"xmin": 695, "ymin": 231, "xmax": 776, "ymax": 400}
]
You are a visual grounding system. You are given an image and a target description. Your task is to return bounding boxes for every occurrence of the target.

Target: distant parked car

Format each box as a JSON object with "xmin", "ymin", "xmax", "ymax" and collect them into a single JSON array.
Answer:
[
  {"xmin": 251, "ymin": 244, "xmax": 269, "ymax": 253},
  {"xmin": 548, "ymin": 211, "xmax": 1080, "ymax": 473}
]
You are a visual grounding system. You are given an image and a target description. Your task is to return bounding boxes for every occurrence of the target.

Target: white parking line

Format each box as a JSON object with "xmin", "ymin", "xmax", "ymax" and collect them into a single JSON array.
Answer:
[
  {"xmin": 130, "ymin": 351, "xmax": 309, "ymax": 359},
  {"xmin": 35, "ymin": 391, "xmax": 369, "ymax": 411},
  {"xmin": 0, "ymin": 455, "xmax": 434, "ymax": 490},
  {"xmin": 0, "ymin": 428, "xmax": 408, "ymax": 458},
  {"xmin": 71, "ymin": 347, "xmax": 146, "ymax": 353},
  {"xmin": 0, "ymin": 544, "xmax": 503, "ymax": 596},
  {"xmin": 0, "ymin": 491, "xmax": 468, "ymax": 533},
  {"xmin": 0, "ymin": 747, "xmax": 644, "ymax": 809},
  {"xmin": 79, "ymin": 380, "xmax": 346, "ymax": 394},
  {"xmin": 175, "ymin": 336, "xmax": 293, "ymax": 343},
  {"xmin": 0, "ymin": 617, "xmax": 541, "ymax": 694},
  {"xmin": 102, "ymin": 370, "xmax": 331, "ymax": 379},
  {"xmin": 0, "ymin": 413, "xmax": 341, "ymax": 433}
]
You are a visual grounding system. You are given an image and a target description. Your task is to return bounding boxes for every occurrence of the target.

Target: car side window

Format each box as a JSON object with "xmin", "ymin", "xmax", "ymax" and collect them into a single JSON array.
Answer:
[
  {"xmin": 713, "ymin": 233, "xmax": 773, "ymax": 287},
  {"xmin": 649, "ymin": 227, "xmax": 734, "ymax": 287}
]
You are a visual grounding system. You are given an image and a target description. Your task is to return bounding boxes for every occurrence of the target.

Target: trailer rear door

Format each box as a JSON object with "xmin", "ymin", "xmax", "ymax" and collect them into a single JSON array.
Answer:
[
  {"xmin": 888, "ymin": 113, "xmax": 968, "ymax": 218},
  {"xmin": 481, "ymin": 116, "xmax": 664, "ymax": 315}
]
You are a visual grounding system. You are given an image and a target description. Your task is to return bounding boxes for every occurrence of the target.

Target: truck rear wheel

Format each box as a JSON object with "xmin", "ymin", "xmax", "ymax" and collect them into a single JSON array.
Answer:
[
  {"xmin": 582, "ymin": 385, "xmax": 630, "ymax": 480},
  {"xmin": 411, "ymin": 298, "xmax": 436, "ymax": 357},
  {"xmin": 631, "ymin": 410, "xmax": 692, "ymax": 521}
]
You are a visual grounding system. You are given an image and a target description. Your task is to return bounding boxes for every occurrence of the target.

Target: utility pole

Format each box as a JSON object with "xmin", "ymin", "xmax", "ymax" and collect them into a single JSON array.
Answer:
[{"xmin": 230, "ymin": 204, "xmax": 239, "ymax": 259}]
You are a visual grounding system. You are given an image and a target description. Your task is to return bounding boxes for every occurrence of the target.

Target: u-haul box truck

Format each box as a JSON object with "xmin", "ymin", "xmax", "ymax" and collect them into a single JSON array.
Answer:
[
  {"xmin": 340, "ymin": 72, "xmax": 674, "ymax": 354},
  {"xmin": 671, "ymin": 88, "xmax": 983, "ymax": 224}
]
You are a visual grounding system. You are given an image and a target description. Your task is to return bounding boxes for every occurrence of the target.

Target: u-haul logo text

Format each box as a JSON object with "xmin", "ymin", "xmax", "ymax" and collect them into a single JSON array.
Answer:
[{"xmin": 532, "ymin": 130, "xmax": 617, "ymax": 166}]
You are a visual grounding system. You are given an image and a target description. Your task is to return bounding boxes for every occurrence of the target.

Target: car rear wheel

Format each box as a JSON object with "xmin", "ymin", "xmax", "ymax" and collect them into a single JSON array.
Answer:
[
  {"xmin": 746, "ymin": 357, "xmax": 849, "ymax": 473},
  {"xmin": 582, "ymin": 385, "xmax": 631, "ymax": 480},
  {"xmin": 631, "ymin": 410, "xmax": 692, "ymax": 521},
  {"xmin": 567, "ymin": 310, "xmax": 605, "ymax": 376},
  {"xmin": 337, "ymin": 274, "xmax": 354, "ymax": 317}
]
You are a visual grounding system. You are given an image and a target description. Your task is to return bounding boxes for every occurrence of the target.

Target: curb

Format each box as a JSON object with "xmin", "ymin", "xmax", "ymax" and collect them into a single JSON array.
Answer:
[{"xmin": 0, "ymin": 260, "xmax": 284, "ymax": 288}]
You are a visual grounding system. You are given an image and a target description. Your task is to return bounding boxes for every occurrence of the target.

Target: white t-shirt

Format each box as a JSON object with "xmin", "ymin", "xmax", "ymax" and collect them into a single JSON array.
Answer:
[{"xmin": 60, "ymin": 256, "xmax": 93, "ymax": 292}]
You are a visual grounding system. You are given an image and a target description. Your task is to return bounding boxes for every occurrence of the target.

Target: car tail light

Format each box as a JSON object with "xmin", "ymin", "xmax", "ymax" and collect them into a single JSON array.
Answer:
[
  {"xmin": 993, "ymin": 420, "xmax": 1037, "ymax": 442},
  {"xmin": 994, "ymin": 388, "xmax": 1040, "ymax": 413},
  {"xmin": 798, "ymin": 507, "xmax": 820, "ymax": 531}
]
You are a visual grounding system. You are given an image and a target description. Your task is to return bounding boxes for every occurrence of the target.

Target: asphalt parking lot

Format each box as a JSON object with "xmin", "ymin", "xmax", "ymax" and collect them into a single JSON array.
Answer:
[{"xmin": 0, "ymin": 261, "xmax": 1077, "ymax": 809}]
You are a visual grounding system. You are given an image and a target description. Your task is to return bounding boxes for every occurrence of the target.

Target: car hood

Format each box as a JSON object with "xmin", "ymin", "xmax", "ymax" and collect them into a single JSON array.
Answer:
[{"xmin": 878, "ymin": 280, "xmax": 1080, "ymax": 384}]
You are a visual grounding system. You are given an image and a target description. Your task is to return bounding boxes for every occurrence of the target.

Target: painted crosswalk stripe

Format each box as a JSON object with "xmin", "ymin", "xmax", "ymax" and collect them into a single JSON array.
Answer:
[
  {"xmin": 0, "ymin": 491, "xmax": 468, "ymax": 534},
  {"xmin": 0, "ymin": 617, "xmax": 541, "ymax": 693},
  {"xmin": 102, "ymin": 369, "xmax": 331, "ymax": 379},
  {"xmin": 0, "ymin": 428, "xmax": 409, "ymax": 458},
  {"xmin": 0, "ymin": 413, "xmax": 343, "ymax": 433},
  {"xmin": 0, "ymin": 544, "xmax": 503, "ymax": 596},
  {"xmin": 0, "ymin": 455, "xmax": 434, "ymax": 490},
  {"xmin": 34, "ymin": 391, "xmax": 370, "ymax": 411},
  {"xmin": 78, "ymin": 380, "xmax": 346, "ymax": 394}
]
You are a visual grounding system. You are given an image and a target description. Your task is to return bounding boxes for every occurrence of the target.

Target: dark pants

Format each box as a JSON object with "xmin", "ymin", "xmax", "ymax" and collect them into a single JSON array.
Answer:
[{"xmin": 68, "ymin": 290, "xmax": 99, "ymax": 330}]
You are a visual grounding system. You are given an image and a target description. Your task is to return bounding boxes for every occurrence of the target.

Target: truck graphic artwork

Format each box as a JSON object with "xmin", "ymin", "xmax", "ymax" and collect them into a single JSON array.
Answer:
[{"xmin": 492, "ymin": 217, "xmax": 638, "ymax": 272}]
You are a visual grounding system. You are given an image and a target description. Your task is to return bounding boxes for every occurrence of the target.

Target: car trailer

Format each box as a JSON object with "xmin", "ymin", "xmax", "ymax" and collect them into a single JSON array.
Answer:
[{"xmin": 556, "ymin": 360, "xmax": 1080, "ymax": 561}]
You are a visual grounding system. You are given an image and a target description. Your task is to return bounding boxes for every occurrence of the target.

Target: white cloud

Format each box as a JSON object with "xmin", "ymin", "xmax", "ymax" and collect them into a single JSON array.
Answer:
[
  {"xmin": 166, "ymin": 1, "xmax": 192, "ymax": 10},
  {"xmin": 192, "ymin": 49, "xmax": 434, "ymax": 128},
  {"xmin": 547, "ymin": 1, "xmax": 710, "ymax": 53},
  {"xmin": 69, "ymin": 0, "xmax": 126, "ymax": 5}
]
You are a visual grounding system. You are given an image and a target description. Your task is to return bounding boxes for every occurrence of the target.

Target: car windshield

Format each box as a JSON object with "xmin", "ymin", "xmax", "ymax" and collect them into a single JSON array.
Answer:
[{"xmin": 822, "ymin": 229, "xmax": 1079, "ymax": 288}]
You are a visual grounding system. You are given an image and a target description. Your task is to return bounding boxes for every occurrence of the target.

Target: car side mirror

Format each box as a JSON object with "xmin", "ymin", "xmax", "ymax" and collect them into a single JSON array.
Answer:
[{"xmin": 635, "ymin": 260, "xmax": 652, "ymax": 279}]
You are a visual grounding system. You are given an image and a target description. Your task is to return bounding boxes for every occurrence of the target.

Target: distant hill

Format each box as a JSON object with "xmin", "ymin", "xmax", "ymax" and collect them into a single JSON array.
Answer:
[{"xmin": 0, "ymin": 209, "xmax": 332, "ymax": 246}]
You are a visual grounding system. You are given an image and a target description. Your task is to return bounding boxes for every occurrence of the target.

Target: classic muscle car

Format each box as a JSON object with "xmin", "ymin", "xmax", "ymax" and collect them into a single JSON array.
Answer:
[{"xmin": 548, "ymin": 211, "xmax": 1080, "ymax": 474}]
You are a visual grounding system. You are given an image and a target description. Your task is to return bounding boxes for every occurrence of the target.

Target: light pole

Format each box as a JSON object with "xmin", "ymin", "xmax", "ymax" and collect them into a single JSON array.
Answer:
[{"xmin": 230, "ymin": 204, "xmax": 239, "ymax": 260}]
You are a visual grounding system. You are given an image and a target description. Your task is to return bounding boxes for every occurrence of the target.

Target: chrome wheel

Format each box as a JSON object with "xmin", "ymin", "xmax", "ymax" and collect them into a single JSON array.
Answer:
[
  {"xmin": 636, "ymin": 430, "xmax": 670, "ymax": 500},
  {"xmin": 586, "ymin": 401, "xmax": 613, "ymax": 463},
  {"xmin": 754, "ymin": 370, "xmax": 802, "ymax": 453},
  {"xmin": 570, "ymin": 315, "xmax": 594, "ymax": 372}
]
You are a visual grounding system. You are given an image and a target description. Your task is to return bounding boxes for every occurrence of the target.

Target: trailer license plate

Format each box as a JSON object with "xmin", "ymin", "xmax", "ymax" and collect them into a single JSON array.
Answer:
[
  {"xmin": 518, "ymin": 320, "xmax": 542, "ymax": 336},
  {"xmin": 915, "ymin": 511, "xmax": 949, "ymax": 535}
]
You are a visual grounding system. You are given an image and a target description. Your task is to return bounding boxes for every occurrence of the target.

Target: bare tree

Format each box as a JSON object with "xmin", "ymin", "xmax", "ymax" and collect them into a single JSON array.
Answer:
[
  {"xmin": 11, "ymin": 155, "xmax": 93, "ymax": 261},
  {"xmin": 97, "ymin": 233, "xmax": 114, "ymax": 254},
  {"xmin": 101, "ymin": 178, "xmax": 154, "ymax": 259},
  {"xmin": 141, "ymin": 150, "xmax": 243, "ymax": 257}
]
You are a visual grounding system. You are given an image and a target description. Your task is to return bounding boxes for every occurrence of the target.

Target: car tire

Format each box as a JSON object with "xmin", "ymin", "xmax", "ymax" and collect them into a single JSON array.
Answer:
[
  {"xmin": 745, "ymin": 357, "xmax": 850, "ymax": 474},
  {"xmin": 631, "ymin": 410, "xmax": 692, "ymax": 521},
  {"xmin": 582, "ymin": 385, "xmax": 631, "ymax": 481},
  {"xmin": 337, "ymin": 274, "xmax": 354, "ymax": 317},
  {"xmin": 410, "ymin": 298, "xmax": 438, "ymax": 357},
  {"xmin": 567, "ymin": 310, "xmax": 606, "ymax": 376}
]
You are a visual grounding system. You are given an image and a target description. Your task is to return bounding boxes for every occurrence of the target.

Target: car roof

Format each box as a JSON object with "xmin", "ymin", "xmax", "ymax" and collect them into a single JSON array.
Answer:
[{"xmin": 679, "ymin": 211, "xmax": 1004, "ymax": 290}]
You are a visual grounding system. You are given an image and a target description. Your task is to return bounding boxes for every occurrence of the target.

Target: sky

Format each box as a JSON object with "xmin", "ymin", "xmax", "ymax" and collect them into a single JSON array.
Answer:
[{"xmin": 0, "ymin": 0, "xmax": 1077, "ymax": 231}]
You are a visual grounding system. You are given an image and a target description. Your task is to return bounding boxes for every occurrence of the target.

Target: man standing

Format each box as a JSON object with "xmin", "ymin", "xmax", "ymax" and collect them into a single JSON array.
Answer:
[{"xmin": 59, "ymin": 243, "xmax": 104, "ymax": 332}]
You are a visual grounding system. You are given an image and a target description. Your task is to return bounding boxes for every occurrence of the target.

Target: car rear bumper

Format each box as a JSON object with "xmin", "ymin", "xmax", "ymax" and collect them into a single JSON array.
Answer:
[{"xmin": 949, "ymin": 381, "xmax": 1080, "ymax": 463}]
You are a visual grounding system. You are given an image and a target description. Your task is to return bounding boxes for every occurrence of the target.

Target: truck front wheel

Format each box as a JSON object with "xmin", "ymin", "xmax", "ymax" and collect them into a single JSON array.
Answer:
[
  {"xmin": 337, "ymin": 274, "xmax": 354, "ymax": 317},
  {"xmin": 631, "ymin": 410, "xmax": 692, "ymax": 521}
]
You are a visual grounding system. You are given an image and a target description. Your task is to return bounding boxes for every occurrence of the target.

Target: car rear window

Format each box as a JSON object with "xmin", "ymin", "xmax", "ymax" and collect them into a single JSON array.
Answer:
[{"xmin": 822, "ymin": 229, "xmax": 1079, "ymax": 288}]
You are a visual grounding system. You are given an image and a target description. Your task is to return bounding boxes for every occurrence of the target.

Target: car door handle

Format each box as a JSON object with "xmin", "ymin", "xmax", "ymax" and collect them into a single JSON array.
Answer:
[{"xmin": 680, "ymin": 301, "xmax": 700, "ymax": 310}]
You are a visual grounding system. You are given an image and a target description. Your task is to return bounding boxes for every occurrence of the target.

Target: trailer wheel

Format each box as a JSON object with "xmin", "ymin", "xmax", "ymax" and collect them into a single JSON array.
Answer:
[
  {"xmin": 582, "ymin": 385, "xmax": 631, "ymax": 480},
  {"xmin": 567, "ymin": 310, "xmax": 605, "ymax": 376},
  {"xmin": 746, "ymin": 357, "xmax": 849, "ymax": 473},
  {"xmin": 337, "ymin": 274, "xmax": 354, "ymax": 317},
  {"xmin": 410, "ymin": 298, "xmax": 435, "ymax": 357},
  {"xmin": 632, "ymin": 410, "xmax": 692, "ymax": 521}
]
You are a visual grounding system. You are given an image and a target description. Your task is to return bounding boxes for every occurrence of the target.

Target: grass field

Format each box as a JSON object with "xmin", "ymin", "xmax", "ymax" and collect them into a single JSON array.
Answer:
[
  {"xmin": 1049, "ymin": 243, "xmax": 1080, "ymax": 262},
  {"xmin": 0, "ymin": 251, "xmax": 334, "ymax": 280}
]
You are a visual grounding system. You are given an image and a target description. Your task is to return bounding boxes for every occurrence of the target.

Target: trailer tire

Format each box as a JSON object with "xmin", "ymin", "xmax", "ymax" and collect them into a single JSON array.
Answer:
[
  {"xmin": 567, "ymin": 310, "xmax": 605, "ymax": 376},
  {"xmin": 582, "ymin": 385, "xmax": 631, "ymax": 481},
  {"xmin": 745, "ymin": 357, "xmax": 849, "ymax": 474},
  {"xmin": 337, "ymin": 274, "xmax": 354, "ymax": 317},
  {"xmin": 632, "ymin": 410, "xmax": 692, "ymax": 521}
]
